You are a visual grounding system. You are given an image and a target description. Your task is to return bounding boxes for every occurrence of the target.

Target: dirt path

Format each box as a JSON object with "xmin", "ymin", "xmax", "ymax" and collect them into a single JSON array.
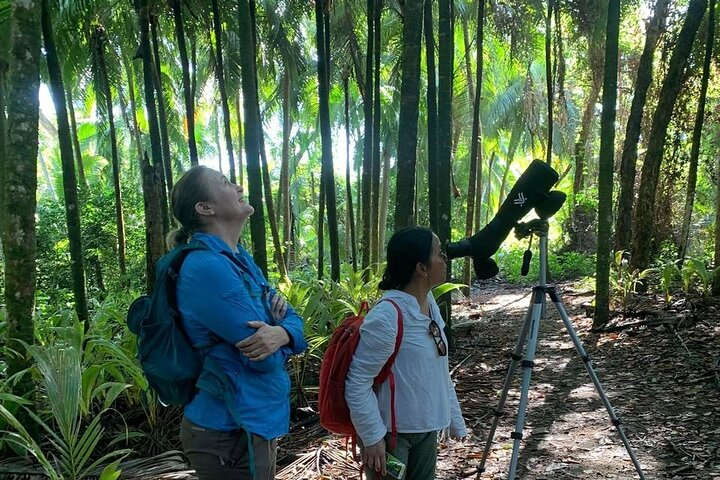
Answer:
[{"xmin": 278, "ymin": 281, "xmax": 720, "ymax": 479}]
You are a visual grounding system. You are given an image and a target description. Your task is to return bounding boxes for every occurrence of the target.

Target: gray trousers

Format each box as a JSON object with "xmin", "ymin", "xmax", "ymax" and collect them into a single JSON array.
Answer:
[
  {"xmin": 180, "ymin": 416, "xmax": 277, "ymax": 480},
  {"xmin": 361, "ymin": 431, "xmax": 438, "ymax": 480}
]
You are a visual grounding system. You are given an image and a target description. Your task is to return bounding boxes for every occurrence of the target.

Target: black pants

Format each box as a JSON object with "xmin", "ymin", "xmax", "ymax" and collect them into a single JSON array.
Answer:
[{"xmin": 180, "ymin": 417, "xmax": 277, "ymax": 480}]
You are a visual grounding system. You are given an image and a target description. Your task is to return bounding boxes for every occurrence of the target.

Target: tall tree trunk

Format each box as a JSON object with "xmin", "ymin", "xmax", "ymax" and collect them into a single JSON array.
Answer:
[
  {"xmin": 92, "ymin": 27, "xmax": 127, "ymax": 280},
  {"xmin": 379, "ymin": 148, "xmax": 391, "ymax": 253},
  {"xmin": 258, "ymin": 119, "xmax": 287, "ymax": 277},
  {"xmin": 425, "ymin": 0, "xmax": 439, "ymax": 232},
  {"xmin": 361, "ymin": 0, "xmax": 374, "ymax": 272},
  {"xmin": 437, "ymin": 0, "xmax": 454, "ymax": 334},
  {"xmin": 238, "ymin": 0, "xmax": 268, "ymax": 275},
  {"xmin": 545, "ymin": 0, "xmax": 553, "ymax": 165},
  {"xmin": 171, "ymin": 0, "xmax": 198, "ymax": 166},
  {"xmin": 43, "ymin": 3, "xmax": 88, "ymax": 330},
  {"xmin": 678, "ymin": 0, "xmax": 714, "ymax": 265},
  {"xmin": 135, "ymin": 0, "xmax": 167, "ymax": 283},
  {"xmin": 0, "ymin": 59, "xmax": 6, "ymax": 235},
  {"xmin": 211, "ymin": 0, "xmax": 236, "ymax": 183},
  {"xmin": 4, "ymin": 0, "xmax": 40, "ymax": 393},
  {"xmin": 344, "ymin": 75, "xmax": 357, "ymax": 271},
  {"xmin": 370, "ymin": 0, "xmax": 382, "ymax": 266},
  {"xmin": 125, "ymin": 60, "xmax": 145, "ymax": 166},
  {"xmin": 150, "ymin": 15, "xmax": 174, "ymax": 196},
  {"xmin": 214, "ymin": 106, "xmax": 223, "ymax": 172},
  {"xmin": 393, "ymin": 0, "xmax": 424, "ymax": 229},
  {"xmin": 317, "ymin": 172, "xmax": 326, "ymax": 279},
  {"xmin": 631, "ymin": 0, "xmax": 707, "ymax": 271},
  {"xmin": 461, "ymin": 14, "xmax": 474, "ymax": 106},
  {"xmin": 280, "ymin": 76, "xmax": 292, "ymax": 270},
  {"xmin": 316, "ymin": 0, "xmax": 340, "ymax": 281},
  {"xmin": 65, "ymin": 86, "xmax": 87, "ymax": 190},
  {"xmin": 463, "ymin": 0, "xmax": 485, "ymax": 294},
  {"xmin": 235, "ymin": 91, "xmax": 244, "ymax": 187},
  {"xmin": 615, "ymin": 0, "xmax": 670, "ymax": 252},
  {"xmin": 594, "ymin": 0, "xmax": 620, "ymax": 329}
]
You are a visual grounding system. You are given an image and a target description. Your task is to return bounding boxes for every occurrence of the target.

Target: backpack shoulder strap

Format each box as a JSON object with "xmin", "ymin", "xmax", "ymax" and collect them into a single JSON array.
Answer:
[{"xmin": 377, "ymin": 298, "xmax": 403, "ymax": 450}]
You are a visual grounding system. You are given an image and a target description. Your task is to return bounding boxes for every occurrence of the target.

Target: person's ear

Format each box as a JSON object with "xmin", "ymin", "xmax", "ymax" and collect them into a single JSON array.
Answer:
[
  {"xmin": 195, "ymin": 201, "xmax": 214, "ymax": 217},
  {"xmin": 416, "ymin": 262, "xmax": 429, "ymax": 279}
]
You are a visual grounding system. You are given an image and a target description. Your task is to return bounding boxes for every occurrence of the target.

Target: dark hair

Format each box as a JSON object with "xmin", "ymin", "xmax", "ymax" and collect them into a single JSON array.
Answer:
[
  {"xmin": 166, "ymin": 166, "xmax": 213, "ymax": 249},
  {"xmin": 378, "ymin": 226, "xmax": 434, "ymax": 291}
]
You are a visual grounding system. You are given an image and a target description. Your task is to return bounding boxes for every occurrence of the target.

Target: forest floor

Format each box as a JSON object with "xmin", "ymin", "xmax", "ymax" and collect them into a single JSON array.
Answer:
[{"xmin": 276, "ymin": 279, "xmax": 720, "ymax": 480}]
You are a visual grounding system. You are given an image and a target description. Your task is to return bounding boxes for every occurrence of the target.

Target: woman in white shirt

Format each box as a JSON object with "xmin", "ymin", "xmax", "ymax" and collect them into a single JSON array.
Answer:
[{"xmin": 345, "ymin": 226, "xmax": 468, "ymax": 479}]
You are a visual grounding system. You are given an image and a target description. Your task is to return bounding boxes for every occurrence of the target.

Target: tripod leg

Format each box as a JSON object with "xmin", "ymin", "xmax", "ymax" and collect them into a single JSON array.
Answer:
[
  {"xmin": 548, "ymin": 287, "xmax": 646, "ymax": 480},
  {"xmin": 476, "ymin": 291, "xmax": 537, "ymax": 478},
  {"xmin": 507, "ymin": 287, "xmax": 546, "ymax": 480}
]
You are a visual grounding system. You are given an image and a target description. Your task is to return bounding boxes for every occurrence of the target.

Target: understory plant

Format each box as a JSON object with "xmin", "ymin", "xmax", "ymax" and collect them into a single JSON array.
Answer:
[{"xmin": 0, "ymin": 323, "xmax": 131, "ymax": 479}]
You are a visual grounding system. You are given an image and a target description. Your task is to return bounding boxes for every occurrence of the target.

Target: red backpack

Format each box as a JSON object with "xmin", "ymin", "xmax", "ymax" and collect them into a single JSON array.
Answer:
[{"xmin": 318, "ymin": 299, "xmax": 404, "ymax": 445}]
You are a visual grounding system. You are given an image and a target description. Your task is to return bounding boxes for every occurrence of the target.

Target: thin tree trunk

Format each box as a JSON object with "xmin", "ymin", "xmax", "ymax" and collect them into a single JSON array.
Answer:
[
  {"xmin": 317, "ymin": 171, "xmax": 326, "ymax": 280},
  {"xmin": 615, "ymin": 0, "xmax": 670, "ymax": 252},
  {"xmin": 463, "ymin": 0, "xmax": 485, "ymax": 294},
  {"xmin": 631, "ymin": 0, "xmax": 707, "ymax": 271},
  {"xmin": 214, "ymin": 105, "xmax": 223, "ymax": 172},
  {"xmin": 43, "ymin": 1, "xmax": 89, "ymax": 328},
  {"xmin": 361, "ymin": 0, "xmax": 374, "ymax": 272},
  {"xmin": 135, "ymin": 0, "xmax": 167, "ymax": 282},
  {"xmin": 0, "ymin": 59, "xmax": 6, "ymax": 235},
  {"xmin": 280, "ymin": 76, "xmax": 291, "ymax": 270},
  {"xmin": 393, "ymin": 0, "xmax": 424, "ymax": 229},
  {"xmin": 4, "ymin": 0, "xmax": 40, "ymax": 392},
  {"xmin": 258, "ymin": 117, "xmax": 287, "ymax": 277},
  {"xmin": 238, "ymin": 0, "xmax": 268, "ymax": 275},
  {"xmin": 594, "ymin": 0, "xmax": 621, "ymax": 329},
  {"xmin": 545, "ymin": 0, "xmax": 553, "ymax": 165},
  {"xmin": 678, "ymin": 0, "xmax": 714, "ymax": 265},
  {"xmin": 316, "ymin": 0, "xmax": 340, "ymax": 281},
  {"xmin": 235, "ymin": 91, "xmax": 244, "ymax": 187},
  {"xmin": 65, "ymin": 86, "xmax": 87, "ymax": 190},
  {"xmin": 211, "ymin": 0, "xmax": 236, "ymax": 183},
  {"xmin": 370, "ymin": 0, "xmax": 382, "ymax": 267},
  {"xmin": 171, "ymin": 0, "xmax": 198, "ymax": 166},
  {"xmin": 92, "ymin": 27, "xmax": 127, "ymax": 280},
  {"xmin": 425, "ymin": 0, "xmax": 439, "ymax": 232},
  {"xmin": 344, "ymin": 75, "xmax": 357, "ymax": 271},
  {"xmin": 38, "ymin": 153, "xmax": 57, "ymax": 201},
  {"xmin": 378, "ymin": 148, "xmax": 391, "ymax": 253},
  {"xmin": 150, "ymin": 15, "xmax": 174, "ymax": 195},
  {"xmin": 125, "ymin": 60, "xmax": 144, "ymax": 166},
  {"xmin": 461, "ymin": 15, "xmax": 474, "ymax": 106}
]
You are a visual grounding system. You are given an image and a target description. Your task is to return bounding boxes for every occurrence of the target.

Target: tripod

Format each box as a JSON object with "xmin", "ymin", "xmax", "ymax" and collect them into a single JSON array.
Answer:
[{"xmin": 476, "ymin": 219, "xmax": 645, "ymax": 479}]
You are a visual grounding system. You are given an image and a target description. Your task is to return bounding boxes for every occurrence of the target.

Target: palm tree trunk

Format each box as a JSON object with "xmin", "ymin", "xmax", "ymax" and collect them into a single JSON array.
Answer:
[
  {"xmin": 361, "ymin": 0, "xmax": 374, "ymax": 272},
  {"xmin": 344, "ymin": 75, "xmax": 357, "ymax": 271},
  {"xmin": 370, "ymin": 0, "xmax": 382, "ymax": 267},
  {"xmin": 171, "ymin": 0, "xmax": 199, "ymax": 166},
  {"xmin": 615, "ymin": 0, "xmax": 670, "ymax": 252},
  {"xmin": 238, "ymin": 0, "xmax": 268, "ymax": 275},
  {"xmin": 0, "ymin": 59, "xmax": 6, "ymax": 234},
  {"xmin": 124, "ymin": 59, "xmax": 145, "ymax": 167},
  {"xmin": 463, "ymin": 0, "xmax": 485, "ymax": 293},
  {"xmin": 281, "ymin": 76, "xmax": 292, "ymax": 270},
  {"xmin": 92, "ymin": 27, "xmax": 127, "ymax": 280},
  {"xmin": 259, "ymin": 116, "xmax": 287, "ymax": 277},
  {"xmin": 545, "ymin": 0, "xmax": 553, "ymax": 165},
  {"xmin": 317, "ymin": 171, "xmax": 326, "ymax": 280},
  {"xmin": 424, "ymin": 0, "xmax": 439, "ymax": 232},
  {"xmin": 4, "ymin": 0, "xmax": 40, "ymax": 392},
  {"xmin": 393, "ymin": 0, "xmax": 424, "ymax": 229},
  {"xmin": 437, "ymin": 0, "xmax": 454, "ymax": 336},
  {"xmin": 150, "ymin": 15, "xmax": 174, "ymax": 195},
  {"xmin": 65, "ymin": 86, "xmax": 87, "ymax": 190},
  {"xmin": 378, "ymin": 148, "xmax": 391, "ymax": 252},
  {"xmin": 211, "ymin": 0, "xmax": 236, "ymax": 183},
  {"xmin": 316, "ymin": 0, "xmax": 340, "ymax": 281},
  {"xmin": 43, "ymin": 1, "xmax": 90, "ymax": 332},
  {"xmin": 678, "ymin": 0, "xmax": 714, "ymax": 265},
  {"xmin": 631, "ymin": 0, "xmax": 707, "ymax": 271},
  {"xmin": 594, "ymin": 0, "xmax": 621, "ymax": 329},
  {"xmin": 135, "ymin": 0, "xmax": 168, "ymax": 282},
  {"xmin": 235, "ymin": 91, "xmax": 244, "ymax": 187}
]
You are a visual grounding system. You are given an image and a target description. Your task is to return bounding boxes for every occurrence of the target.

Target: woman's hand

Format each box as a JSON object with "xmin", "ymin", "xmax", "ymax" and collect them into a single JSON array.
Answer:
[
  {"xmin": 267, "ymin": 292, "xmax": 288, "ymax": 321},
  {"xmin": 235, "ymin": 322, "xmax": 290, "ymax": 360},
  {"xmin": 363, "ymin": 438, "xmax": 387, "ymax": 476}
]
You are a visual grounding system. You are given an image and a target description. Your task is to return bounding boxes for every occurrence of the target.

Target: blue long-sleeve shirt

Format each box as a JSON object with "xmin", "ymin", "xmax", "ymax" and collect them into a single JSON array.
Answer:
[{"xmin": 177, "ymin": 232, "xmax": 307, "ymax": 439}]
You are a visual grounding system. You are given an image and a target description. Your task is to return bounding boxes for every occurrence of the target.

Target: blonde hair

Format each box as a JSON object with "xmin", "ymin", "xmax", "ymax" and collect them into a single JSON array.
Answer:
[{"xmin": 166, "ymin": 166, "xmax": 213, "ymax": 249}]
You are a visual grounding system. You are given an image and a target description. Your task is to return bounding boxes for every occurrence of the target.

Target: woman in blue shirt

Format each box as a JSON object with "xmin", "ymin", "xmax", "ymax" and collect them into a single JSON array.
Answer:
[{"xmin": 167, "ymin": 166, "xmax": 307, "ymax": 479}]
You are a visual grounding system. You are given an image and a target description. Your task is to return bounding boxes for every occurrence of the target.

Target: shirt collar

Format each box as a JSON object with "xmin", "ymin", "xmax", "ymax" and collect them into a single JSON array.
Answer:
[{"xmin": 191, "ymin": 231, "xmax": 238, "ymax": 254}]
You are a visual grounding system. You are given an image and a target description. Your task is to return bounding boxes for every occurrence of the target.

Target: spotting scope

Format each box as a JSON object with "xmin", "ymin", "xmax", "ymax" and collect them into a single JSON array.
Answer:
[{"xmin": 446, "ymin": 159, "xmax": 565, "ymax": 279}]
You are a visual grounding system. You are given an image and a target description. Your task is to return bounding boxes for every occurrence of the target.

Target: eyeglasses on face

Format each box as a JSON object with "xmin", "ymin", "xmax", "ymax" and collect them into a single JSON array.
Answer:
[{"xmin": 429, "ymin": 319, "xmax": 448, "ymax": 357}]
